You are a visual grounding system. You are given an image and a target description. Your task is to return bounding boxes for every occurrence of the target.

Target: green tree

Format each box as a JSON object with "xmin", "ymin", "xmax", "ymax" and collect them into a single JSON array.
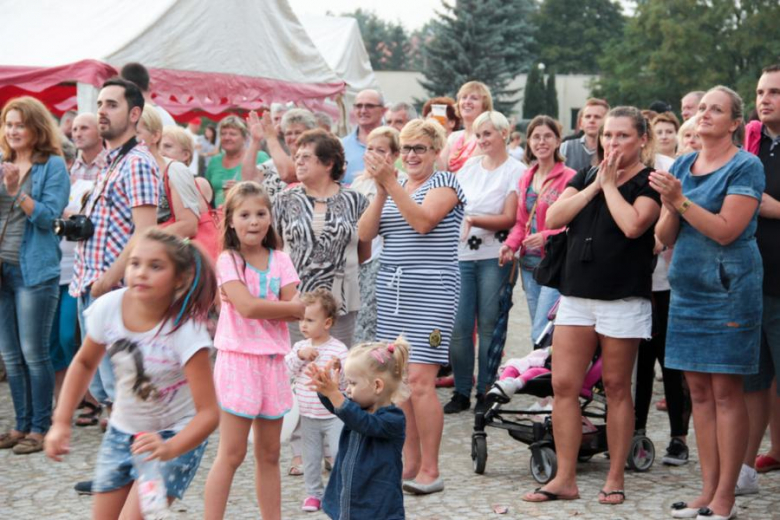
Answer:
[
  {"xmin": 342, "ymin": 9, "xmax": 412, "ymax": 71},
  {"xmin": 545, "ymin": 70, "xmax": 559, "ymax": 119},
  {"xmin": 532, "ymin": 0, "xmax": 625, "ymax": 74},
  {"xmin": 523, "ymin": 64, "xmax": 547, "ymax": 119},
  {"xmin": 594, "ymin": 0, "xmax": 780, "ymax": 111},
  {"xmin": 419, "ymin": 0, "xmax": 536, "ymax": 114}
]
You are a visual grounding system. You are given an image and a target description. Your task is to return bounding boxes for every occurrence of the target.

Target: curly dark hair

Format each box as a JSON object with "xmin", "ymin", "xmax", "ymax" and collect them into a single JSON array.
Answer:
[{"xmin": 296, "ymin": 129, "xmax": 346, "ymax": 181}]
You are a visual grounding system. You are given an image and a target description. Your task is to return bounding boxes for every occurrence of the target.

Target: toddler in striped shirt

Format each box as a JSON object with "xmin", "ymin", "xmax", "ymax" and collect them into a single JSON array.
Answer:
[{"xmin": 285, "ymin": 288, "xmax": 348, "ymax": 513}]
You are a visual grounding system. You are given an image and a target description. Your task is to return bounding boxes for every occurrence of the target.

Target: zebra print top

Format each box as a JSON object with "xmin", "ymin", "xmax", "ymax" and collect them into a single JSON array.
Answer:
[
  {"xmin": 379, "ymin": 171, "xmax": 466, "ymax": 268},
  {"xmin": 274, "ymin": 186, "xmax": 368, "ymax": 315}
]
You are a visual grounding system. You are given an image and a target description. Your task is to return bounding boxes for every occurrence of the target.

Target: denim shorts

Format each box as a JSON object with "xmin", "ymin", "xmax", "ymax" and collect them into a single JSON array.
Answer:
[
  {"xmin": 744, "ymin": 295, "xmax": 780, "ymax": 395},
  {"xmin": 93, "ymin": 425, "xmax": 207, "ymax": 499}
]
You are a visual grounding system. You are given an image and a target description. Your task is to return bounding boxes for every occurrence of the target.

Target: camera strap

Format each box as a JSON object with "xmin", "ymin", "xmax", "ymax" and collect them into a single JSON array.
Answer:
[{"xmin": 83, "ymin": 137, "xmax": 139, "ymax": 218}]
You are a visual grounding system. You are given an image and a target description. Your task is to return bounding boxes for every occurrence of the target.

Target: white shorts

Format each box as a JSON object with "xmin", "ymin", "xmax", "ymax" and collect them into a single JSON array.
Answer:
[{"xmin": 555, "ymin": 295, "xmax": 652, "ymax": 340}]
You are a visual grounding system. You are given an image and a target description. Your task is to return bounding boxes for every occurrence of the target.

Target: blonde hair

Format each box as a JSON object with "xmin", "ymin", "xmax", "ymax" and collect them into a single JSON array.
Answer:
[
  {"xmin": 162, "ymin": 126, "xmax": 195, "ymax": 164},
  {"xmin": 140, "ymin": 105, "xmax": 163, "ymax": 136},
  {"xmin": 473, "ymin": 110, "xmax": 511, "ymax": 135},
  {"xmin": 399, "ymin": 119, "xmax": 446, "ymax": 153},
  {"xmin": 677, "ymin": 116, "xmax": 699, "ymax": 156},
  {"xmin": 456, "ymin": 81, "xmax": 493, "ymax": 118},
  {"xmin": 0, "ymin": 96, "xmax": 62, "ymax": 163},
  {"xmin": 348, "ymin": 337, "xmax": 411, "ymax": 405},
  {"xmin": 218, "ymin": 115, "xmax": 249, "ymax": 140},
  {"xmin": 366, "ymin": 125, "xmax": 400, "ymax": 155}
]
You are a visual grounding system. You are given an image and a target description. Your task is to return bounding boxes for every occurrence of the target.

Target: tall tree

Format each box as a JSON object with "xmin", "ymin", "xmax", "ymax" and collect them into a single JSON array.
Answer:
[
  {"xmin": 532, "ymin": 0, "xmax": 625, "ymax": 74},
  {"xmin": 419, "ymin": 0, "xmax": 536, "ymax": 114},
  {"xmin": 594, "ymin": 0, "xmax": 780, "ymax": 110},
  {"xmin": 523, "ymin": 64, "xmax": 547, "ymax": 119},
  {"xmin": 545, "ymin": 70, "xmax": 559, "ymax": 119}
]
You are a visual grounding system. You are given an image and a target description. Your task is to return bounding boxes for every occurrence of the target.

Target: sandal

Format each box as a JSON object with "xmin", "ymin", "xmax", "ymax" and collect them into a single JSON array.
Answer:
[
  {"xmin": 522, "ymin": 487, "xmax": 580, "ymax": 502},
  {"xmin": 12, "ymin": 436, "xmax": 44, "ymax": 455},
  {"xmin": 288, "ymin": 464, "xmax": 304, "ymax": 476},
  {"xmin": 0, "ymin": 432, "xmax": 26, "ymax": 450},
  {"xmin": 75, "ymin": 402, "xmax": 102, "ymax": 427},
  {"xmin": 598, "ymin": 489, "xmax": 625, "ymax": 505}
]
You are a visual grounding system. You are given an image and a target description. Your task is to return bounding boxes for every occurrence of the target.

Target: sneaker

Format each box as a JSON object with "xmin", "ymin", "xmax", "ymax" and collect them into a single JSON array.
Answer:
[
  {"xmin": 443, "ymin": 392, "xmax": 470, "ymax": 414},
  {"xmin": 301, "ymin": 496, "xmax": 321, "ymax": 512},
  {"xmin": 74, "ymin": 480, "xmax": 93, "ymax": 496},
  {"xmin": 473, "ymin": 394, "xmax": 488, "ymax": 415},
  {"xmin": 487, "ymin": 379, "xmax": 518, "ymax": 404},
  {"xmin": 662, "ymin": 438, "xmax": 689, "ymax": 466},
  {"xmin": 735, "ymin": 463, "xmax": 759, "ymax": 496}
]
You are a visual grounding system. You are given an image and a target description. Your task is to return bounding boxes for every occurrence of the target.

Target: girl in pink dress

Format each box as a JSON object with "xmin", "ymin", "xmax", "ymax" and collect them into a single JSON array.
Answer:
[{"xmin": 204, "ymin": 181, "xmax": 304, "ymax": 520}]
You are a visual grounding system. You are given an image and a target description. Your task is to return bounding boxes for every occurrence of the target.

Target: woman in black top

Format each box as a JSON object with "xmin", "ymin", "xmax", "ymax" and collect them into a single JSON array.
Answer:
[{"xmin": 523, "ymin": 107, "xmax": 661, "ymax": 505}]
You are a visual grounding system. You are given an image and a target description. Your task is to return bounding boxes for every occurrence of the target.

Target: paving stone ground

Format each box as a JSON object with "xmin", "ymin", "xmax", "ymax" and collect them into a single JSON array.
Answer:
[{"xmin": 1, "ymin": 283, "xmax": 778, "ymax": 519}]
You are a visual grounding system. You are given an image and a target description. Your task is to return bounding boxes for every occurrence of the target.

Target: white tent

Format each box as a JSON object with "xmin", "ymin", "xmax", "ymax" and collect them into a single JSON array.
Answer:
[
  {"xmin": 0, "ymin": 0, "xmax": 345, "ymax": 118},
  {"xmin": 298, "ymin": 15, "xmax": 379, "ymax": 103}
]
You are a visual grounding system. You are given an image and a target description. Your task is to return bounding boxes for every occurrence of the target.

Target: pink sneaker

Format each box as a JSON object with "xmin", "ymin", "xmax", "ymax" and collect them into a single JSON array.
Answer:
[{"xmin": 302, "ymin": 496, "xmax": 321, "ymax": 512}]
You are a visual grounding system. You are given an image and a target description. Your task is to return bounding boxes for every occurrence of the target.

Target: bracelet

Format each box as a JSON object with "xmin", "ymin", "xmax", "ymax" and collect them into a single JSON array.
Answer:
[
  {"xmin": 13, "ymin": 193, "xmax": 28, "ymax": 209},
  {"xmin": 676, "ymin": 199, "xmax": 692, "ymax": 215}
]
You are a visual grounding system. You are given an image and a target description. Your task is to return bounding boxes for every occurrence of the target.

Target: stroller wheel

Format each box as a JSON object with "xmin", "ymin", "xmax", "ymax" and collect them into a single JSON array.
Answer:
[
  {"xmin": 626, "ymin": 435, "xmax": 655, "ymax": 472},
  {"xmin": 530, "ymin": 446, "xmax": 557, "ymax": 484},
  {"xmin": 472, "ymin": 435, "xmax": 488, "ymax": 474}
]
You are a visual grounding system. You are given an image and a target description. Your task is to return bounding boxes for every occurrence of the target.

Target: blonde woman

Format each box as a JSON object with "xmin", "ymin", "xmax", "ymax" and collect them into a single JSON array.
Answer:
[{"xmin": 442, "ymin": 81, "xmax": 493, "ymax": 172}]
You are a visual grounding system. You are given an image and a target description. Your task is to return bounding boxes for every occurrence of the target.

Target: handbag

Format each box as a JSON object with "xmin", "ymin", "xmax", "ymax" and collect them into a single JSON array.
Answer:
[
  {"xmin": 161, "ymin": 164, "xmax": 222, "ymax": 261},
  {"xmin": 532, "ymin": 166, "xmax": 600, "ymax": 289}
]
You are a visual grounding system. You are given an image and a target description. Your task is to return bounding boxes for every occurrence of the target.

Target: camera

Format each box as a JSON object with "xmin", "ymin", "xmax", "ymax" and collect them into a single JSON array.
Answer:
[{"xmin": 53, "ymin": 214, "xmax": 94, "ymax": 241}]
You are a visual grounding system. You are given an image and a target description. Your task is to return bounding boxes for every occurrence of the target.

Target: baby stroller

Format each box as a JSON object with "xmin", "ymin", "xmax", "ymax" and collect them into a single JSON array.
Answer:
[{"xmin": 471, "ymin": 303, "xmax": 655, "ymax": 484}]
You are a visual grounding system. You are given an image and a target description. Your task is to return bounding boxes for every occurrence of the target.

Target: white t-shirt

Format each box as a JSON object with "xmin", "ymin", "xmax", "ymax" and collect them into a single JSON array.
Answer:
[
  {"xmin": 184, "ymin": 127, "xmax": 200, "ymax": 176},
  {"xmin": 457, "ymin": 155, "xmax": 526, "ymax": 261},
  {"xmin": 58, "ymin": 179, "xmax": 95, "ymax": 285},
  {"xmin": 85, "ymin": 288, "xmax": 212, "ymax": 434}
]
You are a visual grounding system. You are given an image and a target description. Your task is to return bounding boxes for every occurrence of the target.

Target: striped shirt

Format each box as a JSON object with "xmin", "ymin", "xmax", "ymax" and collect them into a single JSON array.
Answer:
[
  {"xmin": 379, "ymin": 171, "xmax": 466, "ymax": 267},
  {"xmin": 285, "ymin": 337, "xmax": 348, "ymax": 419},
  {"xmin": 69, "ymin": 143, "xmax": 159, "ymax": 297}
]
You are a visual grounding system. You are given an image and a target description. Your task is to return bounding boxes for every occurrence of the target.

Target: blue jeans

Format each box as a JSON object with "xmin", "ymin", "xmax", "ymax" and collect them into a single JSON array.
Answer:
[
  {"xmin": 0, "ymin": 263, "xmax": 59, "ymax": 433},
  {"xmin": 77, "ymin": 289, "xmax": 115, "ymax": 405},
  {"xmin": 451, "ymin": 259, "xmax": 514, "ymax": 397},
  {"xmin": 520, "ymin": 267, "xmax": 560, "ymax": 346}
]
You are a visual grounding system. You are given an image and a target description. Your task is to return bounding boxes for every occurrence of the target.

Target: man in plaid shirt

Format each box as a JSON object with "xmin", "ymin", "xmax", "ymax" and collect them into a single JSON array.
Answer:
[{"xmin": 69, "ymin": 78, "xmax": 159, "ymax": 416}]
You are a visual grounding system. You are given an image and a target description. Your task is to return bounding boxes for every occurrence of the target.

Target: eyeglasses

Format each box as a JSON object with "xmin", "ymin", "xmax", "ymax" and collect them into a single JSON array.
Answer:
[
  {"xmin": 400, "ymin": 145, "xmax": 431, "ymax": 155},
  {"xmin": 354, "ymin": 103, "xmax": 382, "ymax": 111},
  {"xmin": 530, "ymin": 133, "xmax": 558, "ymax": 142},
  {"xmin": 294, "ymin": 153, "xmax": 316, "ymax": 162}
]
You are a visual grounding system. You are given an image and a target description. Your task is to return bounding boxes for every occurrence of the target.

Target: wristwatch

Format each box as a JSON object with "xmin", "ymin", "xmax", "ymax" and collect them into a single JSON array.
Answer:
[
  {"xmin": 677, "ymin": 199, "xmax": 692, "ymax": 215},
  {"xmin": 13, "ymin": 193, "xmax": 28, "ymax": 209}
]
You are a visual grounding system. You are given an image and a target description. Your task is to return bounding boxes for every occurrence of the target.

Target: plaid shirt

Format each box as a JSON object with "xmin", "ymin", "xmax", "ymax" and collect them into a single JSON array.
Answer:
[
  {"xmin": 69, "ymin": 143, "xmax": 159, "ymax": 297},
  {"xmin": 70, "ymin": 148, "xmax": 108, "ymax": 182}
]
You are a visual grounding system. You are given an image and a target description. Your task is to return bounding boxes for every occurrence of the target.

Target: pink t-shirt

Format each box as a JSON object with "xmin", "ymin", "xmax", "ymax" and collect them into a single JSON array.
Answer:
[{"xmin": 214, "ymin": 249, "xmax": 300, "ymax": 355}]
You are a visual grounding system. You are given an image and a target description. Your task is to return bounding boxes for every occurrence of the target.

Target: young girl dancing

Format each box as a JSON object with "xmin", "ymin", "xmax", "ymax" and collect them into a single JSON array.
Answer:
[
  {"xmin": 203, "ymin": 181, "xmax": 303, "ymax": 520},
  {"xmin": 307, "ymin": 338, "xmax": 410, "ymax": 520},
  {"xmin": 285, "ymin": 288, "xmax": 349, "ymax": 512},
  {"xmin": 45, "ymin": 229, "xmax": 220, "ymax": 519}
]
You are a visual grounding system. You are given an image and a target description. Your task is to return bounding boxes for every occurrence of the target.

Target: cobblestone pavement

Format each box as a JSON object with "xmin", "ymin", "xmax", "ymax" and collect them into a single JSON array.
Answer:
[{"xmin": 1, "ymin": 283, "xmax": 778, "ymax": 519}]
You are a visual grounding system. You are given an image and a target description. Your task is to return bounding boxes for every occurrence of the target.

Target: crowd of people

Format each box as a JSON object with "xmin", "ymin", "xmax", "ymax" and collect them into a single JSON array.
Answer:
[{"xmin": 0, "ymin": 58, "xmax": 778, "ymax": 520}]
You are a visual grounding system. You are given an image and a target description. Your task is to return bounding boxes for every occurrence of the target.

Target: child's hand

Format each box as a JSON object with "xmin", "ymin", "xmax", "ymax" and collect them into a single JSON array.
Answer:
[
  {"xmin": 131, "ymin": 432, "xmax": 172, "ymax": 462},
  {"xmin": 306, "ymin": 363, "xmax": 340, "ymax": 396},
  {"xmin": 298, "ymin": 347, "xmax": 318, "ymax": 362},
  {"xmin": 44, "ymin": 423, "xmax": 71, "ymax": 462}
]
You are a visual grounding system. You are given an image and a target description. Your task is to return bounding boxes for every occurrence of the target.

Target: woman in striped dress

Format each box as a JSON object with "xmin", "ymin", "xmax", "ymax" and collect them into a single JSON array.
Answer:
[{"xmin": 359, "ymin": 119, "xmax": 466, "ymax": 495}]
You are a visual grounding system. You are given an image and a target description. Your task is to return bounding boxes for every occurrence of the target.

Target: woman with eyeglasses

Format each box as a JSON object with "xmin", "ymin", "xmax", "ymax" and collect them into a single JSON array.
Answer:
[{"xmin": 359, "ymin": 119, "xmax": 466, "ymax": 495}]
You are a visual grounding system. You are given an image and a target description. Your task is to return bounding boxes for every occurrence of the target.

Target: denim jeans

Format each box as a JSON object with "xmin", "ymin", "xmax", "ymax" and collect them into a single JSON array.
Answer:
[
  {"xmin": 77, "ymin": 289, "xmax": 115, "ymax": 405},
  {"xmin": 520, "ymin": 267, "xmax": 560, "ymax": 346},
  {"xmin": 451, "ymin": 259, "xmax": 514, "ymax": 397},
  {"xmin": 0, "ymin": 263, "xmax": 59, "ymax": 433}
]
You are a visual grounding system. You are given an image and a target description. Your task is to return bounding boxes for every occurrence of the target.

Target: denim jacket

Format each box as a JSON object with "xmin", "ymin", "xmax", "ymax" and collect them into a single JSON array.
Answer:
[
  {"xmin": 18, "ymin": 155, "xmax": 70, "ymax": 286},
  {"xmin": 319, "ymin": 394, "xmax": 406, "ymax": 520}
]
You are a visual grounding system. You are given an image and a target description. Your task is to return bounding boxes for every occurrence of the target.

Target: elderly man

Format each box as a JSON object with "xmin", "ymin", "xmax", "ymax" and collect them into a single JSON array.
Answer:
[
  {"xmin": 680, "ymin": 91, "xmax": 705, "ymax": 121},
  {"xmin": 560, "ymin": 98, "xmax": 609, "ymax": 172},
  {"xmin": 60, "ymin": 110, "xmax": 77, "ymax": 141},
  {"xmin": 385, "ymin": 101, "xmax": 418, "ymax": 132},
  {"xmin": 342, "ymin": 89, "xmax": 384, "ymax": 184},
  {"xmin": 70, "ymin": 113, "xmax": 107, "ymax": 182}
]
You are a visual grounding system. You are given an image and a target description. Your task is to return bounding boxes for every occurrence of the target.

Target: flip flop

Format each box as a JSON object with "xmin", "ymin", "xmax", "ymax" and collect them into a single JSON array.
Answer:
[
  {"xmin": 522, "ymin": 487, "xmax": 580, "ymax": 502},
  {"xmin": 755, "ymin": 454, "xmax": 780, "ymax": 473},
  {"xmin": 598, "ymin": 489, "xmax": 625, "ymax": 505},
  {"xmin": 74, "ymin": 402, "xmax": 102, "ymax": 427},
  {"xmin": 288, "ymin": 465, "xmax": 304, "ymax": 476}
]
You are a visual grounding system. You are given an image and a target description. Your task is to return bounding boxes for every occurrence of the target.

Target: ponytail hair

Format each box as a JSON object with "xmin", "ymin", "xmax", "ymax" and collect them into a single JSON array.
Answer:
[
  {"xmin": 136, "ymin": 229, "xmax": 218, "ymax": 334},
  {"xmin": 348, "ymin": 336, "xmax": 411, "ymax": 404},
  {"xmin": 599, "ymin": 106, "xmax": 656, "ymax": 168}
]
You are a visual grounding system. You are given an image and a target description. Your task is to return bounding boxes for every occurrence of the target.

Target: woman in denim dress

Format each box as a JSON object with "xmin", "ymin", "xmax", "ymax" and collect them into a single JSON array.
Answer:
[{"xmin": 652, "ymin": 86, "xmax": 765, "ymax": 520}]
